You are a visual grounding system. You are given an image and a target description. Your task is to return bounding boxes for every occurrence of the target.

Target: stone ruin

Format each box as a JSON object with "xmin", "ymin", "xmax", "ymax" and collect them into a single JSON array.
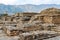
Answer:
[{"xmin": 0, "ymin": 8, "xmax": 60, "ymax": 40}]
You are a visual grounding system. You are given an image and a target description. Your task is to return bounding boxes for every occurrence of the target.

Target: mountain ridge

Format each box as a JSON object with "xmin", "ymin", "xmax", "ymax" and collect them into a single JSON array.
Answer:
[{"xmin": 0, "ymin": 4, "xmax": 60, "ymax": 14}]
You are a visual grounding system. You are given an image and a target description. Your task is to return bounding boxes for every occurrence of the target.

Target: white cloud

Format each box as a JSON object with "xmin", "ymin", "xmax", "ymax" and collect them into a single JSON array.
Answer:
[
  {"xmin": 31, "ymin": 0, "xmax": 51, "ymax": 4},
  {"xmin": 0, "ymin": 0, "xmax": 60, "ymax": 5},
  {"xmin": 15, "ymin": 0, "xmax": 52, "ymax": 5},
  {"xmin": 0, "ymin": 0, "xmax": 17, "ymax": 5}
]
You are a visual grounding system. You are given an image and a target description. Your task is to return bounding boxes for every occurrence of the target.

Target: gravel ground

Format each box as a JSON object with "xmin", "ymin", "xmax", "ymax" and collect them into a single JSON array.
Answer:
[
  {"xmin": 0, "ymin": 30, "xmax": 60, "ymax": 40},
  {"xmin": 0, "ymin": 30, "xmax": 20, "ymax": 40},
  {"xmin": 44, "ymin": 36, "xmax": 60, "ymax": 40},
  {"xmin": 0, "ymin": 36, "xmax": 20, "ymax": 40}
]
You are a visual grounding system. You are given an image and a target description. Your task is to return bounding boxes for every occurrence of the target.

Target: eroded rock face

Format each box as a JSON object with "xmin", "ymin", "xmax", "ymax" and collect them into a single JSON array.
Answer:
[
  {"xmin": 0, "ymin": 8, "xmax": 60, "ymax": 40},
  {"xmin": 39, "ymin": 8, "xmax": 60, "ymax": 24},
  {"xmin": 40, "ymin": 8, "xmax": 60, "ymax": 15},
  {"xmin": 29, "ymin": 8, "xmax": 60, "ymax": 25}
]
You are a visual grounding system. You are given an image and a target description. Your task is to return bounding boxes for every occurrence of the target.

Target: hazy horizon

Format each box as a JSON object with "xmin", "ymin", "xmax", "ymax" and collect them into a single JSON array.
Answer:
[
  {"xmin": 0, "ymin": 3, "xmax": 60, "ymax": 5},
  {"xmin": 0, "ymin": 0, "xmax": 60, "ymax": 5}
]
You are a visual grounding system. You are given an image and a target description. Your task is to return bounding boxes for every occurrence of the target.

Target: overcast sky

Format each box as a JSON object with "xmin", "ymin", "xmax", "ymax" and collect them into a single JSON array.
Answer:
[{"xmin": 0, "ymin": 0, "xmax": 60, "ymax": 5}]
